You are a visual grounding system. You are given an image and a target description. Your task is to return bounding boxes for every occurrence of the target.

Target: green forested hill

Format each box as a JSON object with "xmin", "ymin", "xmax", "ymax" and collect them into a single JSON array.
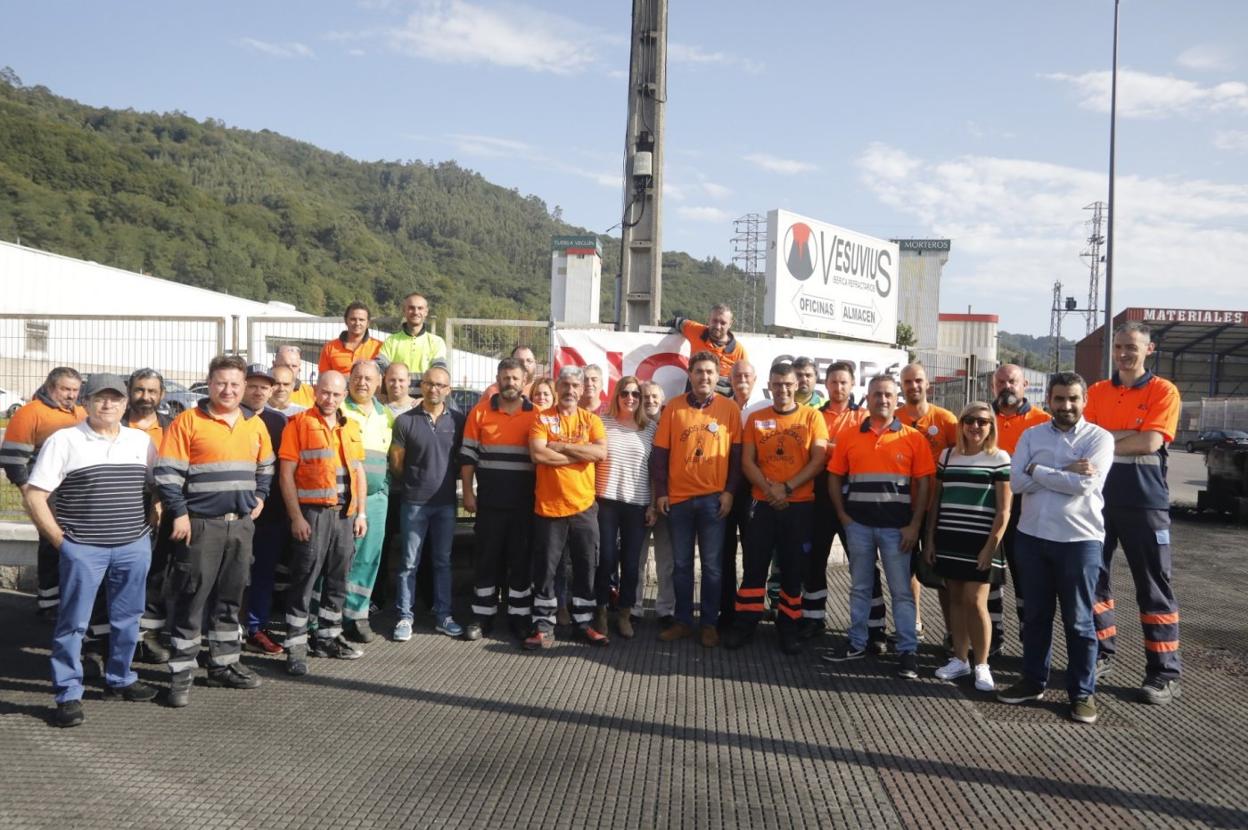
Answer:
[{"xmin": 0, "ymin": 70, "xmax": 744, "ymax": 322}]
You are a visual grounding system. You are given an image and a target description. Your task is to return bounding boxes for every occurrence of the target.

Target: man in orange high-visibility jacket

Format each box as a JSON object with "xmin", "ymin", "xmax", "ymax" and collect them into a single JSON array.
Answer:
[
  {"xmin": 671, "ymin": 304, "xmax": 748, "ymax": 398},
  {"xmin": 1, "ymin": 367, "xmax": 86, "ymax": 617},
  {"xmin": 318, "ymin": 301, "xmax": 384, "ymax": 375},
  {"xmin": 278, "ymin": 370, "xmax": 367, "ymax": 676}
]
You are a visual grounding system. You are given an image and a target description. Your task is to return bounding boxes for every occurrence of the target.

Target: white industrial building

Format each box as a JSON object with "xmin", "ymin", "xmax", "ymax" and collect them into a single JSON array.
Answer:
[
  {"xmin": 938, "ymin": 311, "xmax": 999, "ymax": 368},
  {"xmin": 894, "ymin": 239, "xmax": 950, "ymax": 352}
]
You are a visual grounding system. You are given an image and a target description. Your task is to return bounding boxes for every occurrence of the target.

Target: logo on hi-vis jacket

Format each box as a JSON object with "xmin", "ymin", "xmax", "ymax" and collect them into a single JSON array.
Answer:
[{"xmin": 784, "ymin": 223, "xmax": 817, "ymax": 281}]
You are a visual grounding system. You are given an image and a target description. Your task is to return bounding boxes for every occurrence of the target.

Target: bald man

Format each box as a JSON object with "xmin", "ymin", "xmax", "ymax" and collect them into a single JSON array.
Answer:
[{"xmin": 278, "ymin": 371, "xmax": 368, "ymax": 675}]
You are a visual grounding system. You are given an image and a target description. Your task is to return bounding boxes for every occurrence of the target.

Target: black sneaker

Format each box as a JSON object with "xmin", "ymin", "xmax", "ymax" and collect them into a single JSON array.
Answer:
[
  {"xmin": 988, "ymin": 636, "xmax": 1004, "ymax": 659},
  {"xmin": 822, "ymin": 644, "xmax": 866, "ymax": 663},
  {"xmin": 205, "ymin": 664, "xmax": 262, "ymax": 690},
  {"xmin": 345, "ymin": 620, "xmax": 376, "ymax": 644},
  {"xmin": 54, "ymin": 700, "xmax": 85, "ymax": 727},
  {"xmin": 312, "ymin": 636, "xmax": 363, "ymax": 660},
  {"xmin": 134, "ymin": 632, "xmax": 172, "ymax": 664},
  {"xmin": 463, "ymin": 622, "xmax": 483, "ymax": 641},
  {"xmin": 1070, "ymin": 696, "xmax": 1098, "ymax": 724},
  {"xmin": 797, "ymin": 619, "xmax": 826, "ymax": 640},
  {"xmin": 897, "ymin": 653, "xmax": 918, "ymax": 679},
  {"xmin": 1095, "ymin": 656, "xmax": 1113, "ymax": 681},
  {"xmin": 867, "ymin": 638, "xmax": 889, "ymax": 656},
  {"xmin": 104, "ymin": 680, "xmax": 158, "ymax": 702},
  {"xmin": 997, "ymin": 678, "xmax": 1045, "ymax": 704},
  {"xmin": 1139, "ymin": 677, "xmax": 1181, "ymax": 705}
]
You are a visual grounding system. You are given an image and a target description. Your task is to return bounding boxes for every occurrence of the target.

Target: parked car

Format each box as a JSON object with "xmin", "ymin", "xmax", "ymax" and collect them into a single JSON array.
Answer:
[
  {"xmin": 1186, "ymin": 430, "xmax": 1248, "ymax": 454},
  {"xmin": 0, "ymin": 387, "xmax": 26, "ymax": 418}
]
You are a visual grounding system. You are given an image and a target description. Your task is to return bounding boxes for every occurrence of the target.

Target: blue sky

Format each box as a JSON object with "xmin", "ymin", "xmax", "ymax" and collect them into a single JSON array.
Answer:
[{"xmin": 3, "ymin": 1, "xmax": 1246, "ymax": 337}]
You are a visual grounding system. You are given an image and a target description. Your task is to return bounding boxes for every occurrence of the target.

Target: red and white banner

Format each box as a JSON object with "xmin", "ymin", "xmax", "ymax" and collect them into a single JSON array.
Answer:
[{"xmin": 553, "ymin": 327, "xmax": 907, "ymax": 410}]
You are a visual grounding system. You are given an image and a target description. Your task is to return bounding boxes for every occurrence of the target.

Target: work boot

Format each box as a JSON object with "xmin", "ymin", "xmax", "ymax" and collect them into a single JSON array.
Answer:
[
  {"xmin": 205, "ymin": 664, "xmax": 262, "ymax": 690},
  {"xmin": 592, "ymin": 606, "xmax": 609, "ymax": 636},
  {"xmin": 616, "ymin": 608, "xmax": 635, "ymax": 639},
  {"xmin": 167, "ymin": 671, "xmax": 193, "ymax": 708},
  {"xmin": 134, "ymin": 630, "xmax": 171, "ymax": 664},
  {"xmin": 287, "ymin": 645, "xmax": 308, "ymax": 677},
  {"xmin": 345, "ymin": 619, "xmax": 376, "ymax": 644}
]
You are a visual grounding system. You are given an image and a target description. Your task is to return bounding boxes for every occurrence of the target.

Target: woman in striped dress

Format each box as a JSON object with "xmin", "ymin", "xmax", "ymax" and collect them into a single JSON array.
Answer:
[
  {"xmin": 592, "ymin": 375, "xmax": 658, "ymax": 639},
  {"xmin": 923, "ymin": 401, "xmax": 1012, "ymax": 691}
]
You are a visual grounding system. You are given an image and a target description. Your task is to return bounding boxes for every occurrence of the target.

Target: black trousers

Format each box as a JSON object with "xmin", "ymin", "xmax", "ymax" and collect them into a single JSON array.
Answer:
[{"xmin": 167, "ymin": 515, "xmax": 254, "ymax": 676}]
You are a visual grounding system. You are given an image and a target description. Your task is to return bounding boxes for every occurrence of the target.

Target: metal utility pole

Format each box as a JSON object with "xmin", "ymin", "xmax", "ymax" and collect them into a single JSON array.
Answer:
[
  {"xmin": 616, "ymin": 0, "xmax": 667, "ymax": 331},
  {"xmin": 1081, "ymin": 201, "xmax": 1105, "ymax": 336},
  {"xmin": 1103, "ymin": 0, "xmax": 1120, "ymax": 378},
  {"xmin": 1049, "ymin": 281, "xmax": 1064, "ymax": 373},
  {"xmin": 731, "ymin": 214, "xmax": 765, "ymax": 331}
]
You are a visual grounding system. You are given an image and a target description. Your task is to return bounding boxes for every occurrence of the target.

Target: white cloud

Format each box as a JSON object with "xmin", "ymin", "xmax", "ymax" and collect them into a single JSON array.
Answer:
[
  {"xmin": 1213, "ymin": 129, "xmax": 1248, "ymax": 152},
  {"xmin": 238, "ymin": 38, "xmax": 314, "ymax": 59},
  {"xmin": 743, "ymin": 152, "xmax": 817, "ymax": 175},
  {"xmin": 347, "ymin": 48, "xmax": 367, "ymax": 57},
  {"xmin": 856, "ymin": 143, "xmax": 1248, "ymax": 329},
  {"xmin": 668, "ymin": 42, "xmax": 763, "ymax": 74},
  {"xmin": 701, "ymin": 180, "xmax": 732, "ymax": 199},
  {"xmin": 1177, "ymin": 45, "xmax": 1233, "ymax": 72},
  {"xmin": 383, "ymin": 0, "xmax": 597, "ymax": 74},
  {"xmin": 1043, "ymin": 68, "xmax": 1248, "ymax": 118},
  {"xmin": 677, "ymin": 206, "xmax": 733, "ymax": 223},
  {"xmin": 449, "ymin": 133, "xmax": 532, "ymax": 157}
]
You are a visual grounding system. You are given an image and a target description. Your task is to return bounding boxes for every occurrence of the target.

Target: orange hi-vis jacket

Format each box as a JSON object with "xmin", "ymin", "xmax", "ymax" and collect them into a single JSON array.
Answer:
[
  {"xmin": 318, "ymin": 333, "xmax": 384, "ymax": 375},
  {"xmin": 155, "ymin": 400, "xmax": 275, "ymax": 518},
  {"xmin": 993, "ymin": 400, "xmax": 1051, "ymax": 456},
  {"xmin": 0, "ymin": 392, "xmax": 87, "ymax": 486},
  {"xmin": 279, "ymin": 408, "xmax": 366, "ymax": 515}
]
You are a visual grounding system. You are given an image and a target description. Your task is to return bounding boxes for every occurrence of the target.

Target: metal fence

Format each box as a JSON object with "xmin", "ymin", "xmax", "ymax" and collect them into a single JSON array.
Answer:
[
  {"xmin": 1199, "ymin": 398, "xmax": 1248, "ymax": 432},
  {"xmin": 444, "ymin": 319, "xmax": 553, "ymax": 393},
  {"xmin": 913, "ymin": 349, "xmax": 992, "ymax": 412},
  {"xmin": 0, "ymin": 314, "xmax": 230, "ymax": 521},
  {"xmin": 243, "ymin": 316, "xmax": 388, "ymax": 387}
]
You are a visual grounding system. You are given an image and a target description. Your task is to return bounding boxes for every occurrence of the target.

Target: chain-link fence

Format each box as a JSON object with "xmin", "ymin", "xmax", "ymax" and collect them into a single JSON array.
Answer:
[{"xmin": 444, "ymin": 319, "xmax": 552, "ymax": 401}]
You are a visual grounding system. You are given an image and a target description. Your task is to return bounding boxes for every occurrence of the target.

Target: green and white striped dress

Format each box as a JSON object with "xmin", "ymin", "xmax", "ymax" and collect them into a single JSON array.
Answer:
[{"xmin": 932, "ymin": 447, "xmax": 1011, "ymax": 584}]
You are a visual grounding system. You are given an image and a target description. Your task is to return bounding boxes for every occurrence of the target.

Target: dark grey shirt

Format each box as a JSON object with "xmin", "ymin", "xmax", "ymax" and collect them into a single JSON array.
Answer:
[{"xmin": 393, "ymin": 405, "xmax": 465, "ymax": 506}]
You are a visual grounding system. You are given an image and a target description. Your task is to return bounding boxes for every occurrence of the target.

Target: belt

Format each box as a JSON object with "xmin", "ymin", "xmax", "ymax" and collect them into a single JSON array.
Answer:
[{"xmin": 189, "ymin": 512, "xmax": 244, "ymax": 521}]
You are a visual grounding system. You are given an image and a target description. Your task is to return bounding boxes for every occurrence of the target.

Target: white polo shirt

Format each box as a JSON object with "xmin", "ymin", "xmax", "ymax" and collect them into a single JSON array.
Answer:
[{"xmin": 28, "ymin": 421, "xmax": 156, "ymax": 547}]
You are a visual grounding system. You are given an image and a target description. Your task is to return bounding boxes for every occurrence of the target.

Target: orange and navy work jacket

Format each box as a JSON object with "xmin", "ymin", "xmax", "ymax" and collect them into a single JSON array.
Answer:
[
  {"xmin": 744, "ymin": 405, "xmax": 829, "ymax": 502},
  {"xmin": 827, "ymin": 418, "xmax": 936, "ymax": 528},
  {"xmin": 460, "ymin": 394, "xmax": 537, "ymax": 511},
  {"xmin": 279, "ymin": 409, "xmax": 366, "ymax": 515},
  {"xmin": 318, "ymin": 333, "xmax": 384, "ymax": 375},
  {"xmin": 124, "ymin": 409, "xmax": 173, "ymax": 451},
  {"xmin": 0, "ymin": 392, "xmax": 86, "ymax": 486},
  {"xmin": 677, "ymin": 318, "xmax": 748, "ymax": 378},
  {"xmin": 993, "ymin": 400, "xmax": 1050, "ymax": 456},
  {"xmin": 1084, "ymin": 371, "xmax": 1181, "ymax": 511},
  {"xmin": 155, "ymin": 400, "xmax": 275, "ymax": 518}
]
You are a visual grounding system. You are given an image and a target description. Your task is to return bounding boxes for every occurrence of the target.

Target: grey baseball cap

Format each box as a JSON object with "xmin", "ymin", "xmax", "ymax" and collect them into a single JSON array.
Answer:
[
  {"xmin": 83, "ymin": 373, "xmax": 127, "ymax": 398},
  {"xmin": 246, "ymin": 363, "xmax": 277, "ymax": 383}
]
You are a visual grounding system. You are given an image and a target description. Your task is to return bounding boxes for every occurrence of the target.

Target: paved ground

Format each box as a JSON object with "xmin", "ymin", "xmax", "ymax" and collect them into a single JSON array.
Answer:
[{"xmin": 2, "ymin": 509, "xmax": 1247, "ymax": 829}]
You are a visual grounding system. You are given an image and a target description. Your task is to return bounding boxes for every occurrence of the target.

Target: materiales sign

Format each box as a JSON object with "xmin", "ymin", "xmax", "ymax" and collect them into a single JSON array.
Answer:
[{"xmin": 764, "ymin": 209, "xmax": 899, "ymax": 344}]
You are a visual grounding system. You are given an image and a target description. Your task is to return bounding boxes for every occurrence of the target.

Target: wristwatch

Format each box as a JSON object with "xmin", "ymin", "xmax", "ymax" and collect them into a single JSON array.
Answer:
[{"xmin": 782, "ymin": 482, "xmax": 793, "ymax": 496}]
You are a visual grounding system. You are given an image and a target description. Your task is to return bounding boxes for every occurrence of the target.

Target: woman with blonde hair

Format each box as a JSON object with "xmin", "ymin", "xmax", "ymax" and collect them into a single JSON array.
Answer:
[
  {"xmin": 924, "ymin": 401, "xmax": 1012, "ymax": 691},
  {"xmin": 592, "ymin": 375, "xmax": 658, "ymax": 638}
]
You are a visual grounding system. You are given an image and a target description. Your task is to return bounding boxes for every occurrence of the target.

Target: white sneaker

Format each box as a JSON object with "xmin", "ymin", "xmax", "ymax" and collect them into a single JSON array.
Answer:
[
  {"xmin": 934, "ymin": 657, "xmax": 971, "ymax": 681},
  {"xmin": 974, "ymin": 663, "xmax": 995, "ymax": 691}
]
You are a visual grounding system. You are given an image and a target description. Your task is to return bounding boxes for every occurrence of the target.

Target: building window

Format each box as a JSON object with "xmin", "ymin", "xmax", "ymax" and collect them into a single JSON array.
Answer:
[{"xmin": 25, "ymin": 320, "xmax": 49, "ymax": 353}]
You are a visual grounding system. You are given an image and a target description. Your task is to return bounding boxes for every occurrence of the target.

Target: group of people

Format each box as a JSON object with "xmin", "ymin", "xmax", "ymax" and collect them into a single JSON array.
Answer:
[{"xmin": 2, "ymin": 297, "xmax": 1183, "ymax": 731}]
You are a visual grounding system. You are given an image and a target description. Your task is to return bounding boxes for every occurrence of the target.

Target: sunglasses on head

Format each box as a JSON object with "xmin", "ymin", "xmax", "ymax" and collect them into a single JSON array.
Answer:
[{"xmin": 961, "ymin": 416, "xmax": 992, "ymax": 427}]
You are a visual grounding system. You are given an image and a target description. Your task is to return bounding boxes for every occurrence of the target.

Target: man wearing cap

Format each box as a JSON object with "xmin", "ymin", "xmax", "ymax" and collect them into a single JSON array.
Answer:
[
  {"xmin": 241, "ymin": 364, "xmax": 292, "ymax": 656},
  {"xmin": 279, "ymin": 371, "xmax": 368, "ymax": 674},
  {"xmin": 156, "ymin": 355, "xmax": 275, "ymax": 707},
  {"xmin": 340, "ymin": 360, "xmax": 394, "ymax": 644},
  {"xmin": 319, "ymin": 302, "xmax": 384, "ymax": 375},
  {"xmin": 379, "ymin": 293, "xmax": 448, "ymax": 377},
  {"xmin": 24, "ymin": 374, "xmax": 159, "ymax": 727},
  {"xmin": 2, "ymin": 367, "xmax": 86, "ymax": 618}
]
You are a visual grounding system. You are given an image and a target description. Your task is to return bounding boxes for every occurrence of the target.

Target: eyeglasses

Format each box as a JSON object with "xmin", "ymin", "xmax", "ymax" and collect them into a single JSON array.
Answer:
[
  {"xmin": 961, "ymin": 417, "xmax": 992, "ymax": 427},
  {"xmin": 619, "ymin": 389, "xmax": 641, "ymax": 398},
  {"xmin": 421, "ymin": 381, "xmax": 450, "ymax": 390}
]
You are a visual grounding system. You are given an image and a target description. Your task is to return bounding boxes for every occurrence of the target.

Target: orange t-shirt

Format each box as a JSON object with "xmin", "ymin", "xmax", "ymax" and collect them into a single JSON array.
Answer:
[
  {"xmin": 821, "ymin": 403, "xmax": 867, "ymax": 452},
  {"xmin": 680, "ymin": 319, "xmax": 748, "ymax": 377},
  {"xmin": 744, "ymin": 405, "xmax": 829, "ymax": 502},
  {"xmin": 654, "ymin": 394, "xmax": 742, "ymax": 505},
  {"xmin": 994, "ymin": 402, "xmax": 1051, "ymax": 455},
  {"xmin": 900, "ymin": 403, "xmax": 958, "ymax": 464},
  {"xmin": 529, "ymin": 407, "xmax": 606, "ymax": 518}
]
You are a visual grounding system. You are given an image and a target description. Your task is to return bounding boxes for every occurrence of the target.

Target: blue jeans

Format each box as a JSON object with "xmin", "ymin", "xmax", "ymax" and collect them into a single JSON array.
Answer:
[
  {"xmin": 51, "ymin": 536, "xmax": 150, "ymax": 703},
  {"xmin": 1015, "ymin": 531, "xmax": 1102, "ymax": 700},
  {"xmin": 667, "ymin": 493, "xmax": 726, "ymax": 627},
  {"xmin": 845, "ymin": 523, "xmax": 917, "ymax": 654},
  {"xmin": 595, "ymin": 498, "xmax": 647, "ymax": 608},
  {"xmin": 396, "ymin": 502, "xmax": 455, "ymax": 621}
]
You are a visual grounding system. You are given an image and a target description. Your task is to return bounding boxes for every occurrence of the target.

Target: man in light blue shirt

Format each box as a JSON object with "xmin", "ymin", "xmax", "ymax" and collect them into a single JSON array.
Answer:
[{"xmin": 997, "ymin": 371, "xmax": 1115, "ymax": 726}]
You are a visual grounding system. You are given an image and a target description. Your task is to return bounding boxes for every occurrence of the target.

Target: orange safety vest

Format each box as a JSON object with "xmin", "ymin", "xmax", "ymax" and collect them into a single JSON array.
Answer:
[{"xmin": 279, "ymin": 409, "xmax": 365, "ymax": 515}]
